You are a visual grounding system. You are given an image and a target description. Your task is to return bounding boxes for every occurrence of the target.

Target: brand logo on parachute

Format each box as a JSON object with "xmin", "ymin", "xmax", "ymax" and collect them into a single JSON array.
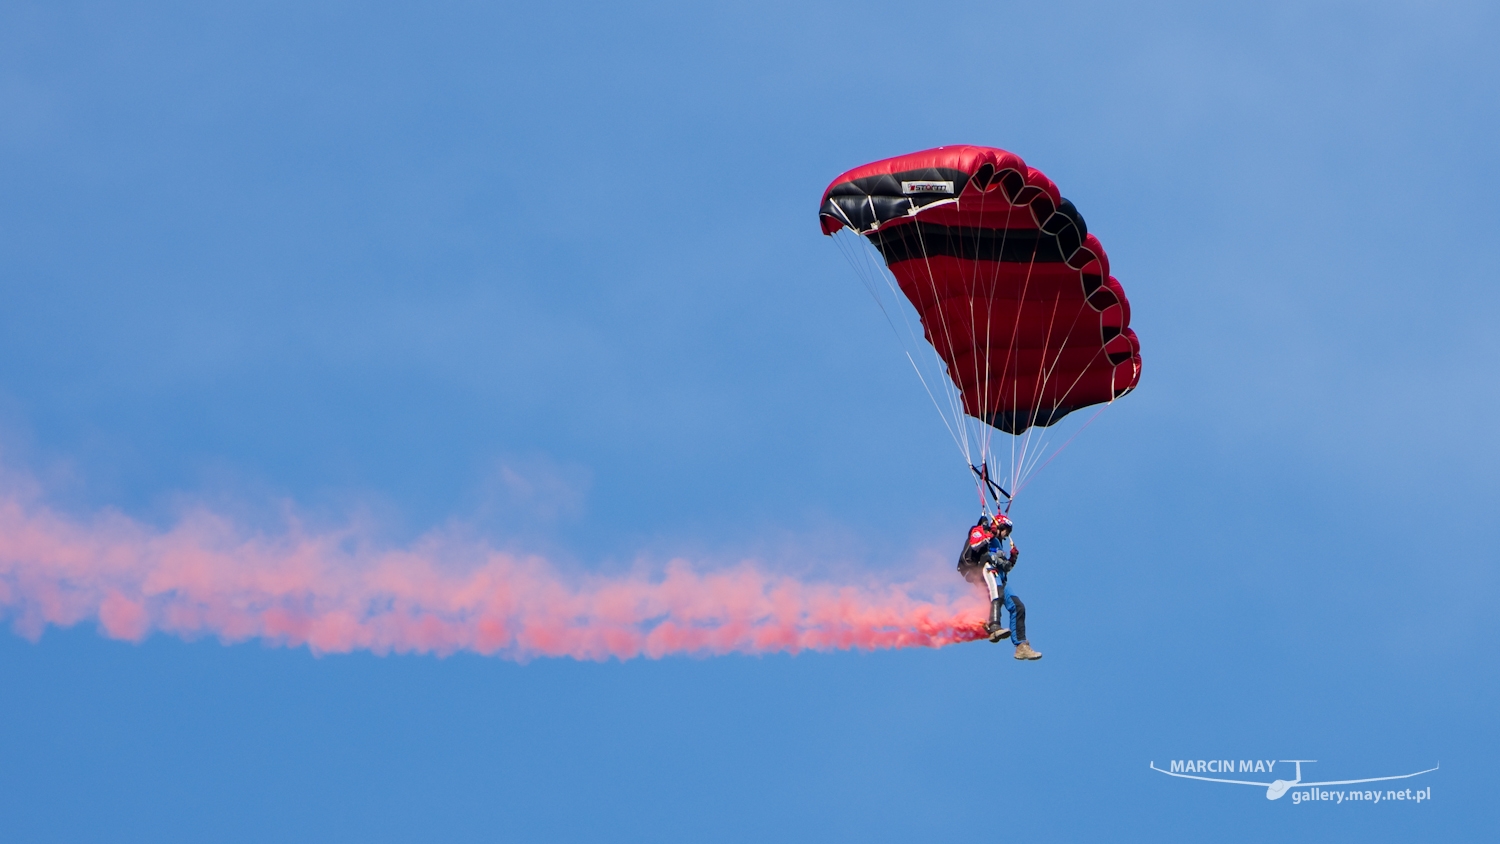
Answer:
[{"xmin": 900, "ymin": 180, "xmax": 954, "ymax": 195}]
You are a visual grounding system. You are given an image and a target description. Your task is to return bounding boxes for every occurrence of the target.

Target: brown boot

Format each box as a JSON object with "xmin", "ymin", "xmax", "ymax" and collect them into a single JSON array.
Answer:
[{"xmin": 1013, "ymin": 642, "xmax": 1042, "ymax": 660}]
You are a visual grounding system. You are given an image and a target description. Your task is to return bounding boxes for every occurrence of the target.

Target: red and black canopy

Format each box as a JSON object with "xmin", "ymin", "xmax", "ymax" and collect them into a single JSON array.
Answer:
[{"xmin": 820, "ymin": 145, "xmax": 1141, "ymax": 434}]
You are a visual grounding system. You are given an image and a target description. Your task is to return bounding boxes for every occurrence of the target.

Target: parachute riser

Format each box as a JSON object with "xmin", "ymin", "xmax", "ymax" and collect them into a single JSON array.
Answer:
[{"xmin": 969, "ymin": 462, "xmax": 1012, "ymax": 515}]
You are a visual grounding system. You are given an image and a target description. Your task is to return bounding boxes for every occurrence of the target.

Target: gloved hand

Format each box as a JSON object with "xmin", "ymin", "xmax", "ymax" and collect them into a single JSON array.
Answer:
[{"xmin": 1008, "ymin": 546, "xmax": 1019, "ymax": 564}]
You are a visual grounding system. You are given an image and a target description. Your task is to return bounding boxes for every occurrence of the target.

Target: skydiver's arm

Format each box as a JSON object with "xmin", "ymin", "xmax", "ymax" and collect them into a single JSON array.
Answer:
[{"xmin": 997, "ymin": 538, "xmax": 1018, "ymax": 572}]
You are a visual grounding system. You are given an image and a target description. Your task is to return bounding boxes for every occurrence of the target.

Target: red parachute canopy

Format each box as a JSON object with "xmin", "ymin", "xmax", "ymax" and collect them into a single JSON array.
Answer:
[{"xmin": 820, "ymin": 145, "xmax": 1140, "ymax": 435}]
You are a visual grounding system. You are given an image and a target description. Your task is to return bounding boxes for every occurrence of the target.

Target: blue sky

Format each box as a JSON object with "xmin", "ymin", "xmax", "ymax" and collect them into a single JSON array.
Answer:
[{"xmin": 1, "ymin": 2, "xmax": 1496, "ymax": 841}]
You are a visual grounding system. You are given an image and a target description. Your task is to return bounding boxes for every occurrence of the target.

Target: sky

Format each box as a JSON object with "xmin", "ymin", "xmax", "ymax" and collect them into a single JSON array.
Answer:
[{"xmin": 1, "ymin": 1, "xmax": 1497, "ymax": 841}]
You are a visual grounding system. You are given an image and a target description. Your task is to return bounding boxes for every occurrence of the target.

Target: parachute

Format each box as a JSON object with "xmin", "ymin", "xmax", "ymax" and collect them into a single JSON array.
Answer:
[{"xmin": 820, "ymin": 145, "xmax": 1141, "ymax": 508}]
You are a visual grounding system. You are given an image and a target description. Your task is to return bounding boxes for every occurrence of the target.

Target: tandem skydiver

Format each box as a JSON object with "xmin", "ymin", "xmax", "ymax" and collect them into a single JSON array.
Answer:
[{"xmin": 957, "ymin": 513, "xmax": 1042, "ymax": 660}]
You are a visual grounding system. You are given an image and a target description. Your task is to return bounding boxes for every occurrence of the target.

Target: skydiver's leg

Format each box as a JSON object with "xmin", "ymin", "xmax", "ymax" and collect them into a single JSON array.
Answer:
[
  {"xmin": 1006, "ymin": 583, "xmax": 1041, "ymax": 660},
  {"xmin": 982, "ymin": 565, "xmax": 1009, "ymax": 641},
  {"xmin": 981, "ymin": 565, "xmax": 1001, "ymax": 602},
  {"xmin": 1003, "ymin": 584, "xmax": 1026, "ymax": 644}
]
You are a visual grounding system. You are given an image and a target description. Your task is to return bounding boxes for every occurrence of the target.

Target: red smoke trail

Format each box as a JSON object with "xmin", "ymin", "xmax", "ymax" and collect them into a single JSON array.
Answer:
[{"xmin": 0, "ymin": 492, "xmax": 987, "ymax": 659}]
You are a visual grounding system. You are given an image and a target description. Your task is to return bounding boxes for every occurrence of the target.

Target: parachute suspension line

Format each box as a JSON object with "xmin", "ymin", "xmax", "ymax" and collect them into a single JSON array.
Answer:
[
  {"xmin": 908, "ymin": 220, "xmax": 982, "ymax": 476},
  {"xmin": 1015, "ymin": 307, "xmax": 1104, "ymax": 489},
  {"xmin": 1013, "ymin": 403, "xmax": 1109, "ymax": 499},
  {"xmin": 876, "ymin": 235, "xmax": 974, "ymax": 469},
  {"xmin": 854, "ymin": 223, "xmax": 965, "ymax": 504},
  {"xmin": 1012, "ymin": 296, "xmax": 1092, "ymax": 492},
  {"xmin": 1028, "ymin": 346, "xmax": 1111, "ymax": 479},
  {"xmin": 903, "ymin": 179, "xmax": 1058, "ymax": 508},
  {"xmin": 973, "ymin": 182, "xmax": 1009, "ymax": 490},
  {"xmin": 835, "ymin": 234, "xmax": 913, "ymax": 388},
  {"xmin": 1003, "ymin": 227, "xmax": 1044, "ymax": 498},
  {"xmin": 985, "ymin": 195, "xmax": 1019, "ymax": 503},
  {"xmin": 832, "ymin": 231, "xmax": 972, "ymax": 467},
  {"xmin": 1014, "ymin": 281, "xmax": 1095, "ymax": 494},
  {"xmin": 855, "ymin": 226, "xmax": 973, "ymax": 469},
  {"xmin": 902, "ymin": 348, "xmax": 968, "ymax": 458},
  {"xmin": 906, "ymin": 209, "xmax": 990, "ymax": 506},
  {"xmin": 911, "ymin": 221, "xmax": 977, "ymax": 456},
  {"xmin": 973, "ymin": 182, "xmax": 1004, "ymax": 493},
  {"xmin": 1003, "ymin": 193, "xmax": 1101, "ymax": 498},
  {"xmin": 910, "ymin": 189, "xmax": 1011, "ymax": 507},
  {"xmin": 1011, "ymin": 291, "xmax": 1066, "ymax": 497},
  {"xmin": 982, "ymin": 194, "xmax": 1015, "ymax": 489},
  {"xmin": 1016, "ymin": 239, "xmax": 1118, "ymax": 490}
]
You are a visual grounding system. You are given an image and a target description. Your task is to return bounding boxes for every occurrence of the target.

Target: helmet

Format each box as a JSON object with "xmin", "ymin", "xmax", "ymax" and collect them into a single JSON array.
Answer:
[
  {"xmin": 992, "ymin": 513, "xmax": 1013, "ymax": 533},
  {"xmin": 978, "ymin": 514, "xmax": 993, "ymax": 528}
]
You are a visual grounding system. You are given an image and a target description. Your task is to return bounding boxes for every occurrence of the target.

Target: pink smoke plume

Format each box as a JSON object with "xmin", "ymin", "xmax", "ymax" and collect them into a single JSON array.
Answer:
[{"xmin": 0, "ymin": 490, "xmax": 987, "ymax": 660}]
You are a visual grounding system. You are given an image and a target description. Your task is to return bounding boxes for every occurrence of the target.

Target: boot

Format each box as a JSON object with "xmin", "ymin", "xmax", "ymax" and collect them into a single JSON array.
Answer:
[
  {"xmin": 1013, "ymin": 642, "xmax": 1042, "ymax": 660},
  {"xmin": 986, "ymin": 599, "xmax": 1011, "ymax": 643}
]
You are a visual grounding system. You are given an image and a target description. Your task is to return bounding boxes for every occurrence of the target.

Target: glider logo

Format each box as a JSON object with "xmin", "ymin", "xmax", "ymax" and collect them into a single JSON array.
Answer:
[
  {"xmin": 900, "ymin": 180, "xmax": 953, "ymax": 194},
  {"xmin": 1150, "ymin": 759, "xmax": 1438, "ymax": 803}
]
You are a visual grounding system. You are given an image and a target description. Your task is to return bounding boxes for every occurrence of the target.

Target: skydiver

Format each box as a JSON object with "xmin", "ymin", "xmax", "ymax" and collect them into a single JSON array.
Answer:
[{"xmin": 956, "ymin": 513, "xmax": 1041, "ymax": 660}]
